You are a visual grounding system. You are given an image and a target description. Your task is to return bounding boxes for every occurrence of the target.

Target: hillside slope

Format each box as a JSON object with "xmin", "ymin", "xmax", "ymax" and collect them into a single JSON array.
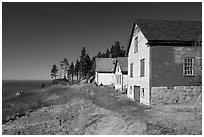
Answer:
[{"xmin": 2, "ymin": 84, "xmax": 202, "ymax": 135}]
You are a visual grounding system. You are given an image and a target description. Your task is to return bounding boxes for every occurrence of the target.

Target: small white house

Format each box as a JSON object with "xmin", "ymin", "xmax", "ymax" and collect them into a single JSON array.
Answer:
[
  {"xmin": 114, "ymin": 57, "xmax": 128, "ymax": 91},
  {"xmin": 95, "ymin": 58, "xmax": 116, "ymax": 85}
]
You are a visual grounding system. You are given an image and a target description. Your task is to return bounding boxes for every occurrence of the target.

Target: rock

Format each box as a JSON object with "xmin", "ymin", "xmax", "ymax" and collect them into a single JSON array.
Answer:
[
  {"xmin": 16, "ymin": 92, "xmax": 20, "ymax": 96},
  {"xmin": 16, "ymin": 91, "xmax": 24, "ymax": 96}
]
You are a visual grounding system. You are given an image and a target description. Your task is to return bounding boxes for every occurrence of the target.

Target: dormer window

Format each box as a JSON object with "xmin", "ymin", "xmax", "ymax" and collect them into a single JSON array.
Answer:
[{"xmin": 134, "ymin": 37, "xmax": 138, "ymax": 53}]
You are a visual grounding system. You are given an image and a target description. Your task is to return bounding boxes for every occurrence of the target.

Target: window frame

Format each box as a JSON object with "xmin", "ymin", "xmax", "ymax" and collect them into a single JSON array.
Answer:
[
  {"xmin": 130, "ymin": 63, "xmax": 133, "ymax": 78},
  {"xmin": 130, "ymin": 86, "xmax": 132, "ymax": 94},
  {"xmin": 141, "ymin": 88, "xmax": 145, "ymax": 98},
  {"xmin": 116, "ymin": 74, "xmax": 121, "ymax": 84},
  {"xmin": 140, "ymin": 58, "xmax": 145, "ymax": 77},
  {"xmin": 134, "ymin": 37, "xmax": 138, "ymax": 53},
  {"xmin": 183, "ymin": 57, "xmax": 195, "ymax": 76}
]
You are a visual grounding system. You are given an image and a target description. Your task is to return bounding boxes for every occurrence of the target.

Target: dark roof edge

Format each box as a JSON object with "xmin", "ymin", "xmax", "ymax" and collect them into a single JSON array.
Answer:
[
  {"xmin": 147, "ymin": 40, "xmax": 202, "ymax": 46},
  {"xmin": 126, "ymin": 22, "xmax": 136, "ymax": 56}
]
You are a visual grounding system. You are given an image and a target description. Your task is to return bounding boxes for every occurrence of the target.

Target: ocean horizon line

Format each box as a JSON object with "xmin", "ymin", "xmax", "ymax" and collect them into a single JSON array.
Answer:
[{"xmin": 2, "ymin": 79, "xmax": 52, "ymax": 82}]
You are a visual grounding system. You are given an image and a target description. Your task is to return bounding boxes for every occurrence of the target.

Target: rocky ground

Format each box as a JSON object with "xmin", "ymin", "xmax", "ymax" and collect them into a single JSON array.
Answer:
[{"xmin": 2, "ymin": 84, "xmax": 202, "ymax": 135}]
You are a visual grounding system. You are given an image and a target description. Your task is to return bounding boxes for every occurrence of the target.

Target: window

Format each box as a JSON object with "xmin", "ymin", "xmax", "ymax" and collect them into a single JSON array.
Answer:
[
  {"xmin": 184, "ymin": 57, "xmax": 195, "ymax": 76},
  {"xmin": 141, "ymin": 88, "xmax": 144, "ymax": 97},
  {"xmin": 116, "ymin": 75, "xmax": 121, "ymax": 84},
  {"xmin": 140, "ymin": 59, "xmax": 145, "ymax": 77},
  {"xmin": 134, "ymin": 37, "xmax": 138, "ymax": 53},
  {"xmin": 130, "ymin": 63, "xmax": 133, "ymax": 77},
  {"xmin": 130, "ymin": 86, "xmax": 132, "ymax": 94}
]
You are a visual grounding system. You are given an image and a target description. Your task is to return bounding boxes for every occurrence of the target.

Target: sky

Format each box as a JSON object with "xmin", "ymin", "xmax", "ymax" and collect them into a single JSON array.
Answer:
[{"xmin": 2, "ymin": 2, "xmax": 202, "ymax": 80}]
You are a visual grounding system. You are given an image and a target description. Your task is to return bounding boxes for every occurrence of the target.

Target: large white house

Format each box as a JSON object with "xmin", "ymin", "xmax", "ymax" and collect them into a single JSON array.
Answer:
[
  {"xmin": 95, "ymin": 58, "xmax": 116, "ymax": 85},
  {"xmin": 126, "ymin": 19, "xmax": 201, "ymax": 105},
  {"xmin": 114, "ymin": 57, "xmax": 128, "ymax": 91}
]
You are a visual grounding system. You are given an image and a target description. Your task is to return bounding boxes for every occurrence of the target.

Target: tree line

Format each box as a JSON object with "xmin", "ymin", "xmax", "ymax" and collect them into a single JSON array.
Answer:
[
  {"xmin": 50, "ymin": 41, "xmax": 126, "ymax": 82},
  {"xmin": 96, "ymin": 41, "xmax": 126, "ymax": 58}
]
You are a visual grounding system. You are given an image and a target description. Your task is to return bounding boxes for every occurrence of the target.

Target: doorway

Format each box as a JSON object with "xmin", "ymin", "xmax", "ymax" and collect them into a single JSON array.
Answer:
[{"xmin": 134, "ymin": 86, "xmax": 140, "ymax": 102}]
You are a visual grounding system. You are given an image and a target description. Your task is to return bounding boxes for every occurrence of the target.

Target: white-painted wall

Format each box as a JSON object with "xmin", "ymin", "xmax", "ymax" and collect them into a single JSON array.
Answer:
[
  {"xmin": 123, "ymin": 74, "xmax": 128, "ymax": 90},
  {"xmin": 127, "ymin": 24, "xmax": 150, "ymax": 105},
  {"xmin": 114, "ymin": 64, "xmax": 128, "ymax": 91},
  {"xmin": 96, "ymin": 72, "xmax": 115, "ymax": 85}
]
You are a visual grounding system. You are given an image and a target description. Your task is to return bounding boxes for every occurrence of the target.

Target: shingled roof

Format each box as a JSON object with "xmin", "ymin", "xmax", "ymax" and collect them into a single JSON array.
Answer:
[
  {"xmin": 115, "ymin": 57, "xmax": 128, "ymax": 74},
  {"xmin": 135, "ymin": 19, "xmax": 201, "ymax": 41},
  {"xmin": 126, "ymin": 19, "xmax": 202, "ymax": 55},
  {"xmin": 95, "ymin": 58, "xmax": 116, "ymax": 73}
]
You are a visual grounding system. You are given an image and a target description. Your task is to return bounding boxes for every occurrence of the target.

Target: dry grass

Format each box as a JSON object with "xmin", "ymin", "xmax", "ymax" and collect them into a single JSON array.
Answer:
[
  {"xmin": 2, "ymin": 84, "xmax": 71, "ymax": 124},
  {"xmin": 2, "ymin": 84, "xmax": 202, "ymax": 135}
]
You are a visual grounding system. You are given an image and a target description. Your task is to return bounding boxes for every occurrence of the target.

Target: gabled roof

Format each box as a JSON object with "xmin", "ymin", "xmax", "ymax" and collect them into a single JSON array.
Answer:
[
  {"xmin": 126, "ymin": 19, "xmax": 202, "ymax": 55},
  {"xmin": 114, "ymin": 57, "xmax": 128, "ymax": 74},
  {"xmin": 136, "ymin": 19, "xmax": 201, "ymax": 41},
  {"xmin": 95, "ymin": 58, "xmax": 116, "ymax": 73}
]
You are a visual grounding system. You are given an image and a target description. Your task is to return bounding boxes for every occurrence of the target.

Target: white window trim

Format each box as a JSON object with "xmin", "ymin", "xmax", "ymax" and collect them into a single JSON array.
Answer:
[
  {"xmin": 130, "ymin": 86, "xmax": 132, "ymax": 94},
  {"xmin": 141, "ymin": 88, "xmax": 144, "ymax": 98},
  {"xmin": 183, "ymin": 57, "xmax": 195, "ymax": 76}
]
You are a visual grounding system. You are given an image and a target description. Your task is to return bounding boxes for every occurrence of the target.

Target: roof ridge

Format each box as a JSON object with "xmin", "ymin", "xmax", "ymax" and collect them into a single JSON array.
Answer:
[{"xmin": 134, "ymin": 18, "xmax": 201, "ymax": 22}]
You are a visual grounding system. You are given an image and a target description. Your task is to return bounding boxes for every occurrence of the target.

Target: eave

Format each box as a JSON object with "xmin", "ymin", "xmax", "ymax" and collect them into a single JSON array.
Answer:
[{"xmin": 147, "ymin": 40, "xmax": 202, "ymax": 46}]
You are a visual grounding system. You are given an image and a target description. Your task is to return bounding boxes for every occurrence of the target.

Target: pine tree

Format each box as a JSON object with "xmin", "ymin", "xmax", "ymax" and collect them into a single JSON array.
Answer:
[
  {"xmin": 115, "ymin": 41, "xmax": 121, "ymax": 57},
  {"xmin": 51, "ymin": 64, "xmax": 58, "ymax": 82},
  {"xmin": 111, "ymin": 45, "xmax": 116, "ymax": 58},
  {"xmin": 80, "ymin": 47, "xmax": 86, "ymax": 79},
  {"xmin": 90, "ymin": 56, "xmax": 96, "ymax": 77},
  {"xmin": 96, "ymin": 51, "xmax": 102, "ymax": 58},
  {"xmin": 84, "ymin": 53, "xmax": 92, "ymax": 78},
  {"xmin": 69, "ymin": 62, "xmax": 75, "ymax": 81},
  {"xmin": 63, "ymin": 58, "xmax": 69, "ymax": 80},
  {"xmin": 75, "ymin": 59, "xmax": 80, "ymax": 80},
  {"xmin": 120, "ymin": 46, "xmax": 126, "ymax": 57},
  {"xmin": 59, "ymin": 60, "xmax": 64, "ymax": 79},
  {"xmin": 105, "ymin": 49, "xmax": 110, "ymax": 58}
]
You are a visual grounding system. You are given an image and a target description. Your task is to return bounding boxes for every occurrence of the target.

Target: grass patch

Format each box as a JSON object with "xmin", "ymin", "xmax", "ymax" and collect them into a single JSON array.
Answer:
[{"xmin": 2, "ymin": 84, "xmax": 69, "ymax": 124}]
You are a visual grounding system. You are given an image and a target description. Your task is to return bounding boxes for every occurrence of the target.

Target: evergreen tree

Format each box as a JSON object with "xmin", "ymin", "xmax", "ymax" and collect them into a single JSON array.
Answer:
[
  {"xmin": 84, "ymin": 53, "xmax": 92, "ymax": 78},
  {"xmin": 90, "ymin": 56, "xmax": 96, "ymax": 76},
  {"xmin": 69, "ymin": 62, "xmax": 75, "ymax": 81},
  {"xmin": 115, "ymin": 41, "xmax": 121, "ymax": 57},
  {"xmin": 96, "ymin": 51, "xmax": 102, "ymax": 58},
  {"xmin": 105, "ymin": 49, "xmax": 110, "ymax": 58},
  {"xmin": 80, "ymin": 47, "xmax": 87, "ymax": 79},
  {"xmin": 63, "ymin": 58, "xmax": 69, "ymax": 80},
  {"xmin": 110, "ymin": 45, "xmax": 116, "ymax": 58},
  {"xmin": 75, "ymin": 59, "xmax": 80, "ymax": 80},
  {"xmin": 101, "ymin": 52, "xmax": 106, "ymax": 58},
  {"xmin": 51, "ymin": 64, "xmax": 58, "ymax": 81},
  {"xmin": 120, "ymin": 46, "xmax": 126, "ymax": 57},
  {"xmin": 59, "ymin": 60, "xmax": 64, "ymax": 79}
]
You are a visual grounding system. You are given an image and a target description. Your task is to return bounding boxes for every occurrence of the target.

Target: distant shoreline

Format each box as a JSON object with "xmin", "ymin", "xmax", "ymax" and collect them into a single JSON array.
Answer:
[{"xmin": 2, "ymin": 80, "xmax": 52, "ymax": 82}]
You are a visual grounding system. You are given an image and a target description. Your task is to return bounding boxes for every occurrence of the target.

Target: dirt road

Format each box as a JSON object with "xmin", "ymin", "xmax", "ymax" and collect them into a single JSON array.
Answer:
[{"xmin": 2, "ymin": 84, "xmax": 202, "ymax": 135}]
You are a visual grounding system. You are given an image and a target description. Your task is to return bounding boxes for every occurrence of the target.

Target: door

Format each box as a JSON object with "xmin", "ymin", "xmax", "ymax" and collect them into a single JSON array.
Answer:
[{"xmin": 134, "ymin": 86, "xmax": 140, "ymax": 102}]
